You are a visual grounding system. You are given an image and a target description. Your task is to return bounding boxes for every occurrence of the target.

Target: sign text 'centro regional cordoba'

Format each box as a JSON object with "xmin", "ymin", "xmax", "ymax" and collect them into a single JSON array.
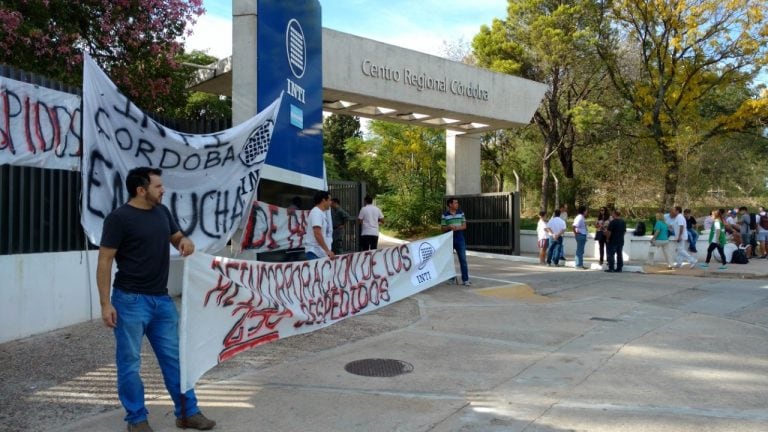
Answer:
[{"xmin": 361, "ymin": 59, "xmax": 490, "ymax": 101}]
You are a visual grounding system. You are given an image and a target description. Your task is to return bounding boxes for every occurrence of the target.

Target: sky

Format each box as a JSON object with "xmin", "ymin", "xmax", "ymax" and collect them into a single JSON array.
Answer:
[{"xmin": 184, "ymin": 0, "xmax": 508, "ymax": 59}]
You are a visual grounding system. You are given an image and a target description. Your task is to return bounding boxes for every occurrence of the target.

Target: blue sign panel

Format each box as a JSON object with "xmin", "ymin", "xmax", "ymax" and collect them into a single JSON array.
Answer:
[{"xmin": 257, "ymin": 0, "xmax": 323, "ymax": 181}]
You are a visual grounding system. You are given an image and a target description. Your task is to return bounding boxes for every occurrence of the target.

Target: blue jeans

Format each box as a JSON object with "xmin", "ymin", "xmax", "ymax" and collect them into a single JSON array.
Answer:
[
  {"xmin": 547, "ymin": 237, "xmax": 563, "ymax": 264},
  {"xmin": 575, "ymin": 233, "xmax": 587, "ymax": 267},
  {"xmin": 454, "ymin": 241, "xmax": 469, "ymax": 282},
  {"xmin": 687, "ymin": 228, "xmax": 698, "ymax": 252},
  {"xmin": 112, "ymin": 288, "xmax": 200, "ymax": 425}
]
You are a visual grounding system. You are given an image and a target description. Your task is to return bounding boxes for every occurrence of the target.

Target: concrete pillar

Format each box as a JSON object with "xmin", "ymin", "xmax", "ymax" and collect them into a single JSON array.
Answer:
[
  {"xmin": 232, "ymin": 0, "xmax": 258, "ymax": 125},
  {"xmin": 446, "ymin": 131, "xmax": 482, "ymax": 195}
]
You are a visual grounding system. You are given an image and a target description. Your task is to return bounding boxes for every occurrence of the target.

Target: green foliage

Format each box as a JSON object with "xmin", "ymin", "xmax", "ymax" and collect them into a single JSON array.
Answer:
[
  {"xmin": 345, "ymin": 121, "xmax": 446, "ymax": 234},
  {"xmin": 594, "ymin": 0, "xmax": 768, "ymax": 207},
  {"xmin": 323, "ymin": 114, "xmax": 361, "ymax": 180}
]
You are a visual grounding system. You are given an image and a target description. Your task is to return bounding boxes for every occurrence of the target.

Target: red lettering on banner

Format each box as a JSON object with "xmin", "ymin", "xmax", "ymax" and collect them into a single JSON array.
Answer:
[
  {"xmin": 204, "ymin": 243, "xmax": 415, "ymax": 361},
  {"xmin": 218, "ymin": 304, "xmax": 293, "ymax": 362}
]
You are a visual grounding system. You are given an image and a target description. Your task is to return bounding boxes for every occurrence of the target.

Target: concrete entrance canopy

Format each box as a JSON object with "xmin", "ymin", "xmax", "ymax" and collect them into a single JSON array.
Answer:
[
  {"xmin": 189, "ymin": 5, "xmax": 546, "ymax": 194},
  {"xmin": 190, "ymin": 29, "xmax": 545, "ymax": 134}
]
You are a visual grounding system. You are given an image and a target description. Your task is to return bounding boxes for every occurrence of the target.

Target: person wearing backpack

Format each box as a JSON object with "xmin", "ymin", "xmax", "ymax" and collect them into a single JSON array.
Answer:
[
  {"xmin": 738, "ymin": 206, "xmax": 754, "ymax": 257},
  {"xmin": 700, "ymin": 209, "xmax": 727, "ymax": 270}
]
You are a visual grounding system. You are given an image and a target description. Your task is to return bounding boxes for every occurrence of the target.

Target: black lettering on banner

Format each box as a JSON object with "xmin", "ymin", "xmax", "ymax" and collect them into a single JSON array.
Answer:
[
  {"xmin": 136, "ymin": 138, "xmax": 155, "ymax": 166},
  {"xmin": 183, "ymin": 153, "xmax": 201, "ymax": 170},
  {"xmin": 112, "ymin": 95, "xmax": 141, "ymax": 125},
  {"xmin": 94, "ymin": 107, "xmax": 112, "ymax": 142},
  {"xmin": 115, "ymin": 128, "xmax": 132, "ymax": 151},
  {"xmin": 86, "ymin": 150, "xmax": 113, "ymax": 219},
  {"xmin": 62, "ymin": 106, "xmax": 82, "ymax": 157},
  {"xmin": 170, "ymin": 192, "xmax": 198, "ymax": 236},
  {"xmin": 159, "ymin": 148, "xmax": 181, "ymax": 168},
  {"xmin": 199, "ymin": 190, "xmax": 221, "ymax": 238}
]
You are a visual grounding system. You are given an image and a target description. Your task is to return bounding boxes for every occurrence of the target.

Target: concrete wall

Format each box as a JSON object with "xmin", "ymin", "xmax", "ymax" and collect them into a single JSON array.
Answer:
[
  {"xmin": 518, "ymin": 230, "xmax": 709, "ymax": 261},
  {"xmin": 0, "ymin": 251, "xmax": 191, "ymax": 344},
  {"xmin": 0, "ymin": 251, "xmax": 100, "ymax": 343}
]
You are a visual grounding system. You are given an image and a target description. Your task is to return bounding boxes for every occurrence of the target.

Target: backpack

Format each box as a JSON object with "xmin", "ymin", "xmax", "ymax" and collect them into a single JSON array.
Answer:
[
  {"xmin": 748, "ymin": 213, "xmax": 757, "ymax": 231},
  {"xmin": 761, "ymin": 215, "xmax": 768, "ymax": 230},
  {"xmin": 731, "ymin": 248, "xmax": 749, "ymax": 264},
  {"xmin": 633, "ymin": 221, "xmax": 646, "ymax": 236}
]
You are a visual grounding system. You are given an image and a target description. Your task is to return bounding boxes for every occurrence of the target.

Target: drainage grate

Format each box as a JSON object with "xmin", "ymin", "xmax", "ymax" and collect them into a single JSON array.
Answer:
[
  {"xmin": 590, "ymin": 317, "xmax": 620, "ymax": 322},
  {"xmin": 344, "ymin": 358, "xmax": 414, "ymax": 377}
]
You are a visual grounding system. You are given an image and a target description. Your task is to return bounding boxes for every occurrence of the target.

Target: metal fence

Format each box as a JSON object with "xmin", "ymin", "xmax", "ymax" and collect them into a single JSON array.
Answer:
[
  {"xmin": 0, "ymin": 64, "xmax": 235, "ymax": 255},
  {"xmin": 329, "ymin": 180, "xmax": 365, "ymax": 253},
  {"xmin": 449, "ymin": 192, "xmax": 520, "ymax": 255},
  {"xmin": 0, "ymin": 64, "xmax": 85, "ymax": 255}
]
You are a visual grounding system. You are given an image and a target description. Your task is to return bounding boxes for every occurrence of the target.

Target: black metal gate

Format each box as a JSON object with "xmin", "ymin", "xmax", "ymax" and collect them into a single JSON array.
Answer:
[
  {"xmin": 329, "ymin": 180, "xmax": 365, "ymax": 253},
  {"xmin": 447, "ymin": 192, "xmax": 520, "ymax": 255}
]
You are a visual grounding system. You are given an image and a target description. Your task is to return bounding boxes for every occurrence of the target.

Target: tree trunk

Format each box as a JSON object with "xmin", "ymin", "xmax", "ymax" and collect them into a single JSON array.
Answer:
[
  {"xmin": 661, "ymin": 146, "xmax": 679, "ymax": 209},
  {"xmin": 540, "ymin": 143, "xmax": 552, "ymax": 212}
]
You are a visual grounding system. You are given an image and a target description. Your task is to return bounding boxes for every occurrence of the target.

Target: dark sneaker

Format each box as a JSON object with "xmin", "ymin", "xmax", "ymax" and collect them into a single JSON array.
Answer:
[
  {"xmin": 128, "ymin": 421, "xmax": 154, "ymax": 432},
  {"xmin": 176, "ymin": 412, "xmax": 216, "ymax": 430}
]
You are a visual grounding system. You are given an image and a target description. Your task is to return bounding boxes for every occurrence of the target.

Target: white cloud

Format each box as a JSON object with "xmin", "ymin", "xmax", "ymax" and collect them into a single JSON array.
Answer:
[{"xmin": 184, "ymin": 14, "xmax": 232, "ymax": 59}]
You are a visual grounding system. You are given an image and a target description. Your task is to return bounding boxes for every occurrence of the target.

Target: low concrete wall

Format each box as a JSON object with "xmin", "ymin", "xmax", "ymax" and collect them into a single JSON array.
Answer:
[
  {"xmin": 518, "ymin": 230, "xmax": 708, "ymax": 261},
  {"xmin": 1, "ymin": 251, "xmax": 99, "ymax": 343},
  {"xmin": 0, "ymin": 251, "xmax": 188, "ymax": 344}
]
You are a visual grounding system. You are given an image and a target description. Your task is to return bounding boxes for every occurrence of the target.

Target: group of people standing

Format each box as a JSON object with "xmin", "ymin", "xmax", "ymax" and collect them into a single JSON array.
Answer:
[{"xmin": 536, "ymin": 205, "xmax": 627, "ymax": 272}]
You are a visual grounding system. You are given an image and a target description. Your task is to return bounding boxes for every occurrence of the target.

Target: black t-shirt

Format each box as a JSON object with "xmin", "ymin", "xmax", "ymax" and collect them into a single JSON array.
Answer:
[
  {"xmin": 607, "ymin": 218, "xmax": 627, "ymax": 245},
  {"xmin": 100, "ymin": 204, "xmax": 180, "ymax": 295},
  {"xmin": 686, "ymin": 216, "xmax": 696, "ymax": 230}
]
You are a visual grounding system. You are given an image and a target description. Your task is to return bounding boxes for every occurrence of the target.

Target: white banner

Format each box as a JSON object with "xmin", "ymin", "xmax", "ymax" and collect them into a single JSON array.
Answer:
[
  {"xmin": 81, "ymin": 54, "xmax": 281, "ymax": 253},
  {"xmin": 239, "ymin": 201, "xmax": 310, "ymax": 252},
  {"xmin": 180, "ymin": 232, "xmax": 456, "ymax": 392},
  {"xmin": 0, "ymin": 76, "xmax": 82, "ymax": 170}
]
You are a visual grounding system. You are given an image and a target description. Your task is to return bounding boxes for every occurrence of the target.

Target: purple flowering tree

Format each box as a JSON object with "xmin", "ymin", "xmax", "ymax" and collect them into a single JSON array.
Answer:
[{"xmin": 0, "ymin": 0, "xmax": 205, "ymax": 112}]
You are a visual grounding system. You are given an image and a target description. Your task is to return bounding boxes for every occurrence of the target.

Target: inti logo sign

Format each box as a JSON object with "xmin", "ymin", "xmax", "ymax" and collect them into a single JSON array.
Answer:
[{"xmin": 286, "ymin": 19, "xmax": 306, "ymax": 79}]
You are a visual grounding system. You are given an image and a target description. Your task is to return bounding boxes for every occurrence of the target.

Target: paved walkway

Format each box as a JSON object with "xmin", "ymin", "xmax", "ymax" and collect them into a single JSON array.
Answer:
[{"xmin": 2, "ymin": 241, "xmax": 768, "ymax": 432}]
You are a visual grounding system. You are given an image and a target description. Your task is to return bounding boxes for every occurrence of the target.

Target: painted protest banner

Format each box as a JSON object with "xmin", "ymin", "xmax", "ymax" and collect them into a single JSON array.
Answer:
[
  {"xmin": 239, "ymin": 200, "xmax": 310, "ymax": 252},
  {"xmin": 180, "ymin": 232, "xmax": 455, "ymax": 392},
  {"xmin": 81, "ymin": 54, "xmax": 281, "ymax": 253},
  {"xmin": 0, "ymin": 76, "xmax": 82, "ymax": 170}
]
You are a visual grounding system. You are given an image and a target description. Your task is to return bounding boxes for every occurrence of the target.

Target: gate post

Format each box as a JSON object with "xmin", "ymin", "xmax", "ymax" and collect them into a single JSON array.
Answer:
[{"xmin": 513, "ymin": 192, "xmax": 521, "ymax": 255}]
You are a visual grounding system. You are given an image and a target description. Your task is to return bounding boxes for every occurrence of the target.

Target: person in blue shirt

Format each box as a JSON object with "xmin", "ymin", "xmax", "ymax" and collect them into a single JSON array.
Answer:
[{"xmin": 441, "ymin": 198, "xmax": 470, "ymax": 285}]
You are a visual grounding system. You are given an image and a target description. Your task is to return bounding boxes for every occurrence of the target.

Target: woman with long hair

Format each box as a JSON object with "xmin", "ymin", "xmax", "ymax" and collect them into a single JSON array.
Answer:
[{"xmin": 594, "ymin": 207, "xmax": 609, "ymax": 265}]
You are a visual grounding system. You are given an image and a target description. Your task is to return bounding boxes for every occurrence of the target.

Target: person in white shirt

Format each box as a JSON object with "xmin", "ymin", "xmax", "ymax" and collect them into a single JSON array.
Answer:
[
  {"xmin": 546, "ymin": 209, "xmax": 567, "ymax": 266},
  {"xmin": 358, "ymin": 195, "xmax": 385, "ymax": 250},
  {"xmin": 536, "ymin": 211, "xmax": 549, "ymax": 264},
  {"xmin": 671, "ymin": 205, "xmax": 697, "ymax": 268},
  {"xmin": 572, "ymin": 205, "xmax": 589, "ymax": 269},
  {"xmin": 304, "ymin": 191, "xmax": 335, "ymax": 260}
]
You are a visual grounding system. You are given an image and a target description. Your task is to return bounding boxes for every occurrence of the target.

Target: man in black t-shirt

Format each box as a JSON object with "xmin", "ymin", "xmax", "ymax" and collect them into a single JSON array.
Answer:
[
  {"xmin": 97, "ymin": 167, "xmax": 215, "ymax": 432},
  {"xmin": 604, "ymin": 209, "xmax": 627, "ymax": 273}
]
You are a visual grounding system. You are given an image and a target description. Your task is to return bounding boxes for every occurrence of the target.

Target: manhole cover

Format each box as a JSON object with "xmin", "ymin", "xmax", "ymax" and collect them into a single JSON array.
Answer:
[{"xmin": 344, "ymin": 358, "xmax": 414, "ymax": 377}]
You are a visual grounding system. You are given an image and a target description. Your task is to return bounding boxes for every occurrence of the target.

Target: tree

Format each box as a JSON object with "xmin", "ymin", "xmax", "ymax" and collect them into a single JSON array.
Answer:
[
  {"xmin": 323, "ymin": 114, "xmax": 361, "ymax": 180},
  {"xmin": 345, "ymin": 121, "xmax": 445, "ymax": 233},
  {"xmin": 0, "ymin": 0, "xmax": 204, "ymax": 112},
  {"xmin": 473, "ymin": 0, "xmax": 608, "ymax": 212},
  {"xmin": 595, "ymin": 0, "xmax": 768, "ymax": 208},
  {"xmin": 169, "ymin": 50, "xmax": 232, "ymax": 120}
]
